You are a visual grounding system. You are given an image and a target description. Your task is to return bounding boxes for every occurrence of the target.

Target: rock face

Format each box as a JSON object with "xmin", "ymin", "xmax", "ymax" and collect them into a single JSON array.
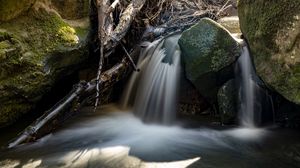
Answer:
[
  {"xmin": 238, "ymin": 0, "xmax": 300, "ymax": 104},
  {"xmin": 178, "ymin": 18, "xmax": 241, "ymax": 100},
  {"xmin": 0, "ymin": 0, "xmax": 36, "ymax": 22},
  {"xmin": 0, "ymin": 0, "xmax": 90, "ymax": 127},
  {"xmin": 51, "ymin": 0, "xmax": 90, "ymax": 20},
  {"xmin": 217, "ymin": 79, "xmax": 238, "ymax": 124}
]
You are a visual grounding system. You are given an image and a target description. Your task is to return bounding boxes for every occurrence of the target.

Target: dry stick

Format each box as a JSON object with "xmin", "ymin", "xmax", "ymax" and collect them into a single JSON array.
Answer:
[
  {"xmin": 216, "ymin": 0, "xmax": 230, "ymax": 16},
  {"xmin": 94, "ymin": 0, "xmax": 109, "ymax": 111},
  {"xmin": 108, "ymin": 0, "xmax": 120, "ymax": 13},
  {"xmin": 105, "ymin": 0, "xmax": 146, "ymax": 52},
  {"xmin": 120, "ymin": 42, "xmax": 139, "ymax": 71}
]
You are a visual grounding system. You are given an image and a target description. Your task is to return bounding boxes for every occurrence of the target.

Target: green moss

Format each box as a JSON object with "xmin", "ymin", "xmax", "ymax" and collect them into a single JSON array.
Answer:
[
  {"xmin": 0, "ymin": 100, "xmax": 32, "ymax": 127},
  {"xmin": 179, "ymin": 18, "xmax": 240, "ymax": 80},
  {"xmin": 58, "ymin": 26, "xmax": 79, "ymax": 44},
  {"xmin": 0, "ymin": 0, "xmax": 36, "ymax": 21},
  {"xmin": 179, "ymin": 18, "xmax": 241, "ymax": 100},
  {"xmin": 0, "ymin": 5, "xmax": 89, "ymax": 127},
  {"xmin": 238, "ymin": 0, "xmax": 300, "ymax": 104}
]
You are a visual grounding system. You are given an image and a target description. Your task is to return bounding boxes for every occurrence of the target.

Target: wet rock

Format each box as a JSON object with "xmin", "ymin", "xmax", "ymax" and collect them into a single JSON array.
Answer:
[
  {"xmin": 0, "ymin": 1, "xmax": 90, "ymax": 127},
  {"xmin": 238, "ymin": 0, "xmax": 300, "ymax": 104},
  {"xmin": 178, "ymin": 18, "xmax": 241, "ymax": 101},
  {"xmin": 217, "ymin": 79, "xmax": 238, "ymax": 125}
]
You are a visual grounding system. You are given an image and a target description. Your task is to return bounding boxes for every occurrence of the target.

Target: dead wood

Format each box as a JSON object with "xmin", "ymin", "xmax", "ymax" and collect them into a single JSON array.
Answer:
[{"xmin": 8, "ymin": 55, "xmax": 133, "ymax": 148}]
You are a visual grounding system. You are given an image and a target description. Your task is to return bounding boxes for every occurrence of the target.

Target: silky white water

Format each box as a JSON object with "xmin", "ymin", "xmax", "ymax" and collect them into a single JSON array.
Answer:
[
  {"xmin": 1, "ymin": 105, "xmax": 273, "ymax": 168},
  {"xmin": 122, "ymin": 34, "xmax": 181, "ymax": 124},
  {"xmin": 237, "ymin": 46, "xmax": 256, "ymax": 127}
]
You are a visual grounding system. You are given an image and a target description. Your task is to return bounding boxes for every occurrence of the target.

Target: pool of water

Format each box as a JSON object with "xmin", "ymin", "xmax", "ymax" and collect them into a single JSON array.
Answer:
[{"xmin": 0, "ymin": 104, "xmax": 300, "ymax": 168}]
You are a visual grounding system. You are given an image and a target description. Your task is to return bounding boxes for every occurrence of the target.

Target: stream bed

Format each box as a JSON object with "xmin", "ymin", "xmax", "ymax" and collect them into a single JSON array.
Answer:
[{"xmin": 0, "ymin": 104, "xmax": 300, "ymax": 168}]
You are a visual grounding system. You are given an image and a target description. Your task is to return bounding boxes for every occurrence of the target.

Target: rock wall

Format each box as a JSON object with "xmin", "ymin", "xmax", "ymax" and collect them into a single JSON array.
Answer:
[
  {"xmin": 238, "ymin": 0, "xmax": 300, "ymax": 104},
  {"xmin": 0, "ymin": 0, "xmax": 90, "ymax": 127}
]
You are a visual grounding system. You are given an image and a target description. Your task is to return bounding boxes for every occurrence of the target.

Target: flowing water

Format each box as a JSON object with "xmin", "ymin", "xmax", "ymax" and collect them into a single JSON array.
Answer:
[
  {"xmin": 237, "ymin": 46, "xmax": 256, "ymax": 127},
  {"xmin": 121, "ymin": 34, "xmax": 181, "ymax": 124},
  {"xmin": 1, "ymin": 35, "xmax": 300, "ymax": 168}
]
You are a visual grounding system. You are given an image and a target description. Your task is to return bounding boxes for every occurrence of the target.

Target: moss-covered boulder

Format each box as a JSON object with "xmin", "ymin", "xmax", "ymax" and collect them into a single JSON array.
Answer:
[
  {"xmin": 238, "ymin": 0, "xmax": 300, "ymax": 104},
  {"xmin": 178, "ymin": 18, "xmax": 241, "ymax": 100},
  {"xmin": 217, "ymin": 79, "xmax": 238, "ymax": 125},
  {"xmin": 0, "ymin": 1, "xmax": 90, "ymax": 127}
]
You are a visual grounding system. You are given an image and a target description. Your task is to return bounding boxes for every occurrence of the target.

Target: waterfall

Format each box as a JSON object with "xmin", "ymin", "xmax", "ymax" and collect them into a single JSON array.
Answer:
[
  {"xmin": 121, "ymin": 34, "xmax": 181, "ymax": 124},
  {"xmin": 237, "ymin": 46, "xmax": 256, "ymax": 127}
]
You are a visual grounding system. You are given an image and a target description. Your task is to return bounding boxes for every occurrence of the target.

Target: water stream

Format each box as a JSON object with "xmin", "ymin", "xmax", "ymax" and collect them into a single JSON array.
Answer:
[
  {"xmin": 237, "ymin": 46, "xmax": 256, "ymax": 127},
  {"xmin": 121, "ymin": 34, "xmax": 181, "ymax": 124},
  {"xmin": 1, "ymin": 35, "xmax": 300, "ymax": 168}
]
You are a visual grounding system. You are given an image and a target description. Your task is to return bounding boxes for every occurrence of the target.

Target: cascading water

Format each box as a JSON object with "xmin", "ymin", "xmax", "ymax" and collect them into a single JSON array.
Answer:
[
  {"xmin": 1, "ymin": 33, "xmax": 299, "ymax": 168},
  {"xmin": 237, "ymin": 45, "xmax": 256, "ymax": 127},
  {"xmin": 121, "ymin": 34, "xmax": 181, "ymax": 124}
]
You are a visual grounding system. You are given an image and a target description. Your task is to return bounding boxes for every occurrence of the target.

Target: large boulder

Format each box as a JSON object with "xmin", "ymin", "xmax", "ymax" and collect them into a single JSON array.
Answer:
[
  {"xmin": 0, "ymin": 0, "xmax": 90, "ymax": 127},
  {"xmin": 178, "ymin": 18, "xmax": 241, "ymax": 101},
  {"xmin": 238, "ymin": 0, "xmax": 300, "ymax": 104}
]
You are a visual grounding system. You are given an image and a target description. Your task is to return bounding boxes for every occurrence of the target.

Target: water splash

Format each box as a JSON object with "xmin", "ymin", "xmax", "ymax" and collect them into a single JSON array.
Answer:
[{"xmin": 121, "ymin": 34, "xmax": 181, "ymax": 124}]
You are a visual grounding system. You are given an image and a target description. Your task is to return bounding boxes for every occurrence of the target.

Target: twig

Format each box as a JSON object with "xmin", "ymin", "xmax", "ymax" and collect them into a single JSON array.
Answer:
[{"xmin": 120, "ymin": 43, "xmax": 139, "ymax": 71}]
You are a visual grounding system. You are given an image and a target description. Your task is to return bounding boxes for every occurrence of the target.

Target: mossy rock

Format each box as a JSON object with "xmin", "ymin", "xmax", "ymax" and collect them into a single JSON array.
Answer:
[
  {"xmin": 178, "ymin": 18, "xmax": 241, "ymax": 100},
  {"xmin": 238, "ymin": 0, "xmax": 300, "ymax": 104},
  {"xmin": 0, "ymin": 0, "xmax": 36, "ymax": 21},
  {"xmin": 0, "ymin": 2, "xmax": 90, "ymax": 127}
]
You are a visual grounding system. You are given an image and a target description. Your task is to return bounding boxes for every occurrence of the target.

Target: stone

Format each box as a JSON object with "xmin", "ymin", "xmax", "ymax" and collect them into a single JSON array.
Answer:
[
  {"xmin": 0, "ymin": 1, "xmax": 90, "ymax": 127},
  {"xmin": 178, "ymin": 18, "xmax": 241, "ymax": 101},
  {"xmin": 218, "ymin": 16, "xmax": 241, "ymax": 34},
  {"xmin": 0, "ymin": 0, "xmax": 36, "ymax": 22},
  {"xmin": 217, "ymin": 79, "xmax": 238, "ymax": 125},
  {"xmin": 238, "ymin": 0, "xmax": 300, "ymax": 104}
]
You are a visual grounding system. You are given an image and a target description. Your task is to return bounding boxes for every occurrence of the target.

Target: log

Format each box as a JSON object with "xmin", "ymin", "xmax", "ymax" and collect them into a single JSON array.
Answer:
[{"xmin": 8, "ymin": 56, "xmax": 131, "ymax": 148}]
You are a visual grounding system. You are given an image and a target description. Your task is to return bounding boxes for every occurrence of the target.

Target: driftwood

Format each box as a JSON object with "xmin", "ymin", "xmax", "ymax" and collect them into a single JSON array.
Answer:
[
  {"xmin": 94, "ymin": 0, "xmax": 145, "ymax": 109},
  {"xmin": 8, "ymin": 57, "xmax": 132, "ymax": 148}
]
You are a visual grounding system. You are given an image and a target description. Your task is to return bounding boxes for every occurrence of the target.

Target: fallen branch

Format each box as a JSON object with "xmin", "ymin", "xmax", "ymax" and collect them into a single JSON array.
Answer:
[
  {"xmin": 94, "ymin": 0, "xmax": 109, "ymax": 110},
  {"xmin": 94, "ymin": 0, "xmax": 146, "ymax": 109},
  {"xmin": 105, "ymin": 0, "xmax": 146, "ymax": 53},
  {"xmin": 8, "ymin": 56, "xmax": 132, "ymax": 148}
]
